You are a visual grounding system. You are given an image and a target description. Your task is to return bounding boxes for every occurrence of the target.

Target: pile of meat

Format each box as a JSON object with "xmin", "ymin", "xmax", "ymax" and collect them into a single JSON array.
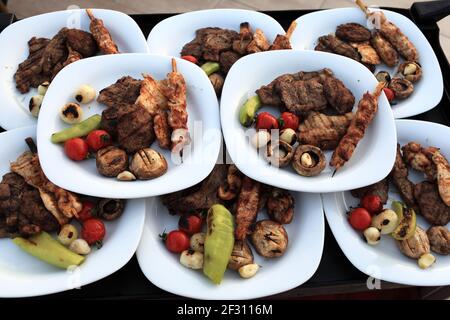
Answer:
[
  {"xmin": 14, "ymin": 9, "xmax": 118, "ymax": 94},
  {"xmin": 163, "ymin": 164, "xmax": 293, "ymax": 259}
]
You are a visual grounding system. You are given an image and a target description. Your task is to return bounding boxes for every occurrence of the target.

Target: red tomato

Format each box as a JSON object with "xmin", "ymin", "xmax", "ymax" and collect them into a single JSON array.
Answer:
[
  {"xmin": 78, "ymin": 201, "xmax": 96, "ymax": 222},
  {"xmin": 348, "ymin": 207, "xmax": 372, "ymax": 231},
  {"xmin": 86, "ymin": 130, "xmax": 111, "ymax": 151},
  {"xmin": 178, "ymin": 214, "xmax": 202, "ymax": 235},
  {"xmin": 255, "ymin": 112, "xmax": 279, "ymax": 130},
  {"xmin": 161, "ymin": 230, "xmax": 190, "ymax": 253},
  {"xmin": 279, "ymin": 112, "xmax": 300, "ymax": 130},
  {"xmin": 81, "ymin": 218, "xmax": 106, "ymax": 246},
  {"xmin": 361, "ymin": 195, "xmax": 383, "ymax": 215},
  {"xmin": 64, "ymin": 138, "xmax": 88, "ymax": 161},
  {"xmin": 181, "ymin": 55, "xmax": 198, "ymax": 64},
  {"xmin": 383, "ymin": 87, "xmax": 395, "ymax": 102}
]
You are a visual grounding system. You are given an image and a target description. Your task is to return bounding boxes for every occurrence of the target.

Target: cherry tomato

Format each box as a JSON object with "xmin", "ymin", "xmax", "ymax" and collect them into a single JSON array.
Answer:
[
  {"xmin": 86, "ymin": 130, "xmax": 111, "ymax": 151},
  {"xmin": 383, "ymin": 87, "xmax": 395, "ymax": 102},
  {"xmin": 78, "ymin": 201, "xmax": 96, "ymax": 222},
  {"xmin": 255, "ymin": 112, "xmax": 279, "ymax": 130},
  {"xmin": 160, "ymin": 230, "xmax": 190, "ymax": 253},
  {"xmin": 81, "ymin": 218, "xmax": 106, "ymax": 246},
  {"xmin": 361, "ymin": 195, "xmax": 383, "ymax": 215},
  {"xmin": 181, "ymin": 55, "xmax": 198, "ymax": 64},
  {"xmin": 178, "ymin": 214, "xmax": 202, "ymax": 235},
  {"xmin": 279, "ymin": 112, "xmax": 300, "ymax": 130},
  {"xmin": 64, "ymin": 138, "xmax": 88, "ymax": 161},
  {"xmin": 348, "ymin": 207, "xmax": 372, "ymax": 231}
]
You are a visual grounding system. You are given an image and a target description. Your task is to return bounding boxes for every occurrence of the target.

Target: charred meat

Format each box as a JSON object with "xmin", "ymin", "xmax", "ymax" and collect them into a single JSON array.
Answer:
[
  {"xmin": 97, "ymin": 76, "xmax": 142, "ymax": 108},
  {"xmin": 235, "ymin": 176, "xmax": 261, "ymax": 241},
  {"xmin": 414, "ymin": 181, "xmax": 450, "ymax": 226},
  {"xmin": 322, "ymin": 76, "xmax": 355, "ymax": 114},
  {"xmin": 336, "ymin": 23, "xmax": 371, "ymax": 42}
]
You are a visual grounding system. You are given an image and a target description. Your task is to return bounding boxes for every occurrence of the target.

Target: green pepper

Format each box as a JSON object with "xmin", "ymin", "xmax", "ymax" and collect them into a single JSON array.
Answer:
[
  {"xmin": 239, "ymin": 95, "xmax": 262, "ymax": 127},
  {"xmin": 51, "ymin": 114, "xmax": 101, "ymax": 143},
  {"xmin": 201, "ymin": 62, "xmax": 220, "ymax": 76}
]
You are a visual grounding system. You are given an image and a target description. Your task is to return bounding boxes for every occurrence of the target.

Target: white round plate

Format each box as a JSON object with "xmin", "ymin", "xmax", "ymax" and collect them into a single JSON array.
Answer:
[
  {"xmin": 37, "ymin": 53, "xmax": 221, "ymax": 199},
  {"xmin": 289, "ymin": 8, "xmax": 443, "ymax": 119},
  {"xmin": 137, "ymin": 189, "xmax": 324, "ymax": 300},
  {"xmin": 147, "ymin": 9, "xmax": 285, "ymax": 57},
  {"xmin": 323, "ymin": 120, "xmax": 450, "ymax": 286},
  {"xmin": 0, "ymin": 126, "xmax": 145, "ymax": 298},
  {"xmin": 0, "ymin": 8, "xmax": 149, "ymax": 130},
  {"xmin": 221, "ymin": 50, "xmax": 396, "ymax": 193}
]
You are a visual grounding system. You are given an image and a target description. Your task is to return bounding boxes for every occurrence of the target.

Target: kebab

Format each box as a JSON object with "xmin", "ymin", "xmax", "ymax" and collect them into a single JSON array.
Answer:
[
  {"xmin": 330, "ymin": 82, "xmax": 384, "ymax": 172},
  {"xmin": 86, "ymin": 9, "xmax": 119, "ymax": 54}
]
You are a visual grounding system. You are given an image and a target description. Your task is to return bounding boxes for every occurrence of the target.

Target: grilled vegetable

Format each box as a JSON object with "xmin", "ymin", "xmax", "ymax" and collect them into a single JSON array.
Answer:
[
  {"xmin": 279, "ymin": 128, "xmax": 297, "ymax": 145},
  {"xmin": 256, "ymin": 112, "xmax": 279, "ymax": 130},
  {"xmin": 201, "ymin": 62, "xmax": 220, "ymax": 76},
  {"xmin": 181, "ymin": 55, "xmax": 198, "ymax": 64},
  {"xmin": 279, "ymin": 112, "xmax": 299, "ymax": 130},
  {"xmin": 51, "ymin": 114, "xmax": 101, "ymax": 143},
  {"xmin": 130, "ymin": 148, "xmax": 168, "ymax": 180},
  {"xmin": 117, "ymin": 171, "xmax": 136, "ymax": 181},
  {"xmin": 161, "ymin": 230, "xmax": 190, "ymax": 254},
  {"xmin": 13, "ymin": 232, "xmax": 85, "ymax": 269},
  {"xmin": 375, "ymin": 71, "xmax": 391, "ymax": 83},
  {"xmin": 57, "ymin": 224, "xmax": 78, "ymax": 246},
  {"xmin": 349, "ymin": 207, "xmax": 372, "ymax": 231},
  {"xmin": 398, "ymin": 61, "xmax": 422, "ymax": 83},
  {"xmin": 178, "ymin": 213, "xmax": 202, "ymax": 235},
  {"xmin": 361, "ymin": 194, "xmax": 383, "ymax": 215},
  {"xmin": 364, "ymin": 227, "xmax": 381, "ymax": 245},
  {"xmin": 81, "ymin": 218, "xmax": 106, "ymax": 246},
  {"xmin": 250, "ymin": 220, "xmax": 288, "ymax": 258},
  {"xmin": 209, "ymin": 73, "xmax": 224, "ymax": 95},
  {"xmin": 383, "ymin": 87, "xmax": 395, "ymax": 102},
  {"xmin": 86, "ymin": 130, "xmax": 111, "ymax": 151},
  {"xmin": 396, "ymin": 226, "xmax": 430, "ymax": 259},
  {"xmin": 29, "ymin": 95, "xmax": 43, "ymax": 117},
  {"xmin": 371, "ymin": 209, "xmax": 399, "ymax": 234},
  {"xmin": 69, "ymin": 239, "xmax": 91, "ymax": 255},
  {"xmin": 96, "ymin": 146, "xmax": 128, "ymax": 177},
  {"xmin": 203, "ymin": 204, "xmax": 235, "ymax": 284},
  {"xmin": 228, "ymin": 240, "xmax": 253, "ymax": 271},
  {"xmin": 190, "ymin": 233, "xmax": 205, "ymax": 253},
  {"xmin": 180, "ymin": 249, "xmax": 204, "ymax": 270},
  {"xmin": 388, "ymin": 78, "xmax": 414, "ymax": 99},
  {"xmin": 74, "ymin": 84, "xmax": 96, "ymax": 104},
  {"xmin": 239, "ymin": 95, "xmax": 262, "ymax": 127},
  {"xmin": 97, "ymin": 198, "xmax": 124, "ymax": 221},
  {"xmin": 37, "ymin": 81, "xmax": 50, "ymax": 96},
  {"xmin": 64, "ymin": 138, "xmax": 89, "ymax": 161},
  {"xmin": 292, "ymin": 145, "xmax": 326, "ymax": 176},
  {"xmin": 60, "ymin": 103, "xmax": 83, "ymax": 124},
  {"xmin": 265, "ymin": 140, "xmax": 294, "ymax": 168}
]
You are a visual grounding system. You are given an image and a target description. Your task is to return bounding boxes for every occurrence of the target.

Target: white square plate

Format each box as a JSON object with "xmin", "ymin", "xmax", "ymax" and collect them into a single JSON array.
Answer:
[
  {"xmin": 0, "ymin": 126, "xmax": 145, "ymax": 298},
  {"xmin": 323, "ymin": 120, "xmax": 450, "ymax": 286},
  {"xmin": 37, "ymin": 53, "xmax": 221, "ymax": 199},
  {"xmin": 146, "ymin": 9, "xmax": 285, "ymax": 57},
  {"xmin": 0, "ymin": 8, "xmax": 149, "ymax": 130},
  {"xmin": 289, "ymin": 8, "xmax": 443, "ymax": 119},
  {"xmin": 137, "ymin": 188, "xmax": 324, "ymax": 300},
  {"xmin": 220, "ymin": 50, "xmax": 397, "ymax": 193}
]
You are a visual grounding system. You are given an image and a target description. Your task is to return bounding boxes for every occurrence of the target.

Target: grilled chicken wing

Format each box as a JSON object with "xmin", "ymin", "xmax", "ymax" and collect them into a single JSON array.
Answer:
[
  {"xmin": 86, "ymin": 9, "xmax": 119, "ymax": 54},
  {"xmin": 235, "ymin": 177, "xmax": 261, "ymax": 241}
]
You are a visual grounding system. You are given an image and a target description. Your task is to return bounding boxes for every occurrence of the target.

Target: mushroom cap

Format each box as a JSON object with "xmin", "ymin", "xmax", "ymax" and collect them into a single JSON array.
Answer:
[
  {"xmin": 388, "ymin": 77, "xmax": 414, "ymax": 99},
  {"xmin": 264, "ymin": 140, "xmax": 294, "ymax": 168},
  {"xmin": 130, "ymin": 148, "xmax": 168, "ymax": 180},
  {"xmin": 292, "ymin": 144, "xmax": 326, "ymax": 177},
  {"xmin": 228, "ymin": 240, "xmax": 254, "ymax": 270},
  {"xmin": 250, "ymin": 220, "xmax": 288, "ymax": 258}
]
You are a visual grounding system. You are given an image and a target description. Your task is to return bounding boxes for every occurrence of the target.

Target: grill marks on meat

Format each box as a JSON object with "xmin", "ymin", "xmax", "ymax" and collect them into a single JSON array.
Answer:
[
  {"xmin": 86, "ymin": 9, "xmax": 119, "ymax": 54},
  {"xmin": 279, "ymin": 80, "xmax": 327, "ymax": 115},
  {"xmin": 389, "ymin": 144, "xmax": 419, "ymax": 212},
  {"xmin": 41, "ymin": 28, "xmax": 68, "ymax": 76},
  {"xmin": 432, "ymin": 151, "xmax": 450, "ymax": 207},
  {"xmin": 414, "ymin": 181, "xmax": 450, "ymax": 226},
  {"xmin": 66, "ymin": 28, "xmax": 97, "ymax": 58},
  {"xmin": 220, "ymin": 51, "xmax": 241, "ymax": 75},
  {"xmin": 318, "ymin": 35, "xmax": 360, "ymax": 62},
  {"xmin": 135, "ymin": 74, "xmax": 168, "ymax": 116},
  {"xmin": 370, "ymin": 31, "xmax": 399, "ymax": 67},
  {"xmin": 336, "ymin": 23, "xmax": 371, "ymax": 42},
  {"xmin": 323, "ymin": 77, "xmax": 355, "ymax": 114},
  {"xmin": 298, "ymin": 112, "xmax": 353, "ymax": 150},
  {"xmin": 0, "ymin": 173, "xmax": 58, "ymax": 238},
  {"xmin": 14, "ymin": 37, "xmax": 51, "ymax": 93},
  {"xmin": 235, "ymin": 177, "xmax": 261, "ymax": 240},
  {"xmin": 351, "ymin": 178, "xmax": 389, "ymax": 204},
  {"xmin": 97, "ymin": 76, "xmax": 142, "ymax": 107}
]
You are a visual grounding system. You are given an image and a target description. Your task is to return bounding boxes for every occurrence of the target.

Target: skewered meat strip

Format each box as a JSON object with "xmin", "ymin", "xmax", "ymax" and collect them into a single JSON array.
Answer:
[
  {"xmin": 370, "ymin": 31, "xmax": 399, "ymax": 67},
  {"xmin": 349, "ymin": 41, "xmax": 381, "ymax": 65},
  {"xmin": 356, "ymin": 0, "xmax": 418, "ymax": 61},
  {"xmin": 336, "ymin": 23, "xmax": 371, "ymax": 42},
  {"xmin": 135, "ymin": 74, "xmax": 168, "ymax": 116},
  {"xmin": 232, "ymin": 22, "xmax": 253, "ymax": 55},
  {"xmin": 97, "ymin": 76, "xmax": 142, "ymax": 107},
  {"xmin": 432, "ymin": 150, "xmax": 450, "ymax": 207},
  {"xmin": 10, "ymin": 151, "xmax": 81, "ymax": 222},
  {"xmin": 86, "ymin": 9, "xmax": 119, "ymax": 54},
  {"xmin": 41, "ymin": 28, "xmax": 68, "ymax": 76},
  {"xmin": 414, "ymin": 181, "xmax": 450, "ymax": 226},
  {"xmin": 153, "ymin": 111, "xmax": 171, "ymax": 149},
  {"xmin": 235, "ymin": 177, "xmax": 261, "ymax": 240},
  {"xmin": 401, "ymin": 142, "xmax": 437, "ymax": 180},
  {"xmin": 351, "ymin": 178, "xmax": 389, "ymax": 204},
  {"xmin": 323, "ymin": 76, "xmax": 355, "ymax": 114},
  {"xmin": 318, "ymin": 35, "xmax": 360, "ymax": 62},
  {"xmin": 330, "ymin": 82, "xmax": 384, "ymax": 171},
  {"xmin": 14, "ymin": 37, "xmax": 50, "ymax": 93},
  {"xmin": 389, "ymin": 144, "xmax": 419, "ymax": 212},
  {"xmin": 269, "ymin": 21, "xmax": 296, "ymax": 50}
]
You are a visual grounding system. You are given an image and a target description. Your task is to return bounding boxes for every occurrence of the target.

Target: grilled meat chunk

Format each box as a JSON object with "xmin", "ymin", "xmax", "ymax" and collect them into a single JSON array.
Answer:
[
  {"xmin": 414, "ymin": 181, "xmax": 450, "ymax": 226},
  {"xmin": 336, "ymin": 23, "xmax": 371, "ymax": 42},
  {"xmin": 318, "ymin": 35, "xmax": 360, "ymax": 61},
  {"xmin": 350, "ymin": 41, "xmax": 381, "ymax": 65},
  {"xmin": 100, "ymin": 103, "xmax": 136, "ymax": 139},
  {"xmin": 427, "ymin": 226, "xmax": 450, "ymax": 255},
  {"xmin": 370, "ymin": 31, "xmax": 399, "ymax": 67},
  {"xmin": 279, "ymin": 79, "xmax": 327, "ymax": 115},
  {"xmin": 97, "ymin": 76, "xmax": 142, "ymax": 107},
  {"xmin": 153, "ymin": 111, "xmax": 171, "ymax": 149},
  {"xmin": 232, "ymin": 22, "xmax": 253, "ymax": 55},
  {"xmin": 235, "ymin": 177, "xmax": 261, "ymax": 241},
  {"xmin": 219, "ymin": 50, "xmax": 241, "ymax": 74},
  {"xmin": 402, "ymin": 142, "xmax": 437, "ymax": 181},
  {"xmin": 269, "ymin": 34, "xmax": 292, "ymax": 50},
  {"xmin": 351, "ymin": 178, "xmax": 389, "ymax": 204},
  {"xmin": 135, "ymin": 74, "xmax": 168, "ymax": 116},
  {"xmin": 267, "ymin": 188, "xmax": 294, "ymax": 224},
  {"xmin": 41, "ymin": 28, "xmax": 68, "ymax": 76},
  {"xmin": 65, "ymin": 28, "xmax": 97, "ymax": 57},
  {"xmin": 314, "ymin": 42, "xmax": 333, "ymax": 53},
  {"xmin": 246, "ymin": 29, "xmax": 270, "ymax": 54},
  {"xmin": 323, "ymin": 77, "xmax": 355, "ymax": 114},
  {"xmin": 431, "ymin": 150, "xmax": 450, "ymax": 207}
]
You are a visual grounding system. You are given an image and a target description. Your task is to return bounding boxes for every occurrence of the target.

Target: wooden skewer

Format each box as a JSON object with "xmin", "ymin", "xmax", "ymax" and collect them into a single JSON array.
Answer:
[
  {"xmin": 86, "ymin": 8, "xmax": 95, "ymax": 21},
  {"xmin": 171, "ymin": 58, "xmax": 177, "ymax": 73},
  {"xmin": 373, "ymin": 81, "xmax": 385, "ymax": 98},
  {"xmin": 285, "ymin": 20, "xmax": 298, "ymax": 40},
  {"xmin": 355, "ymin": 0, "xmax": 370, "ymax": 17},
  {"xmin": 331, "ymin": 169, "xmax": 337, "ymax": 178}
]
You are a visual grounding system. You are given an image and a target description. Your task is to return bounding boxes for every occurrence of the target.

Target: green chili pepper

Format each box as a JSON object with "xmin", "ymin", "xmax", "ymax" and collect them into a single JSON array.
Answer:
[
  {"xmin": 201, "ymin": 62, "xmax": 220, "ymax": 76},
  {"xmin": 239, "ymin": 95, "xmax": 262, "ymax": 127},
  {"xmin": 51, "ymin": 114, "xmax": 101, "ymax": 143}
]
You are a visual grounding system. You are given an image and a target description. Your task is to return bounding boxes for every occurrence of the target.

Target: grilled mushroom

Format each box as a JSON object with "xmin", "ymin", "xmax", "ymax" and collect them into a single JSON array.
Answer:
[
  {"xmin": 375, "ymin": 71, "xmax": 391, "ymax": 83},
  {"xmin": 228, "ymin": 240, "xmax": 254, "ymax": 271},
  {"xmin": 264, "ymin": 140, "xmax": 293, "ymax": 167},
  {"xmin": 292, "ymin": 145, "xmax": 326, "ymax": 177},
  {"xmin": 267, "ymin": 188, "xmax": 295, "ymax": 224},
  {"xmin": 398, "ymin": 61, "xmax": 422, "ymax": 83},
  {"xmin": 218, "ymin": 165, "xmax": 242, "ymax": 201},
  {"xmin": 97, "ymin": 199, "xmax": 125, "ymax": 221},
  {"xmin": 427, "ymin": 226, "xmax": 450, "ymax": 255},
  {"xmin": 96, "ymin": 146, "xmax": 129, "ymax": 177},
  {"xmin": 396, "ymin": 226, "xmax": 430, "ymax": 259},
  {"xmin": 250, "ymin": 220, "xmax": 288, "ymax": 258},
  {"xmin": 388, "ymin": 78, "xmax": 414, "ymax": 99},
  {"xmin": 130, "ymin": 148, "xmax": 167, "ymax": 180}
]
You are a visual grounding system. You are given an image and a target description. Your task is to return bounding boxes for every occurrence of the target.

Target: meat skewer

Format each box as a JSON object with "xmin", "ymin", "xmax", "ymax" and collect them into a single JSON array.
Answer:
[
  {"xmin": 355, "ymin": 0, "xmax": 419, "ymax": 61},
  {"xmin": 235, "ymin": 176, "xmax": 261, "ymax": 240},
  {"xmin": 86, "ymin": 9, "xmax": 119, "ymax": 54},
  {"xmin": 330, "ymin": 82, "xmax": 384, "ymax": 172}
]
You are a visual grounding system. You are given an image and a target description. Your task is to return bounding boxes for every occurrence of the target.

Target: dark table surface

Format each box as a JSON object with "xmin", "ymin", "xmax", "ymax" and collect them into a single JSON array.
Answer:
[{"xmin": 1, "ymin": 3, "xmax": 450, "ymax": 299}]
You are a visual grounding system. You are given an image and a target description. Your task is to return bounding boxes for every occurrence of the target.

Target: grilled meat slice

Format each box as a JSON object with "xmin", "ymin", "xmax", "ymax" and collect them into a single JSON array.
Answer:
[
  {"xmin": 202, "ymin": 28, "xmax": 239, "ymax": 62},
  {"xmin": 14, "ymin": 37, "xmax": 51, "ymax": 93},
  {"xmin": 153, "ymin": 111, "xmax": 171, "ymax": 149},
  {"xmin": 350, "ymin": 41, "xmax": 381, "ymax": 65},
  {"xmin": 97, "ymin": 76, "xmax": 142, "ymax": 107},
  {"xmin": 402, "ymin": 142, "xmax": 437, "ymax": 181},
  {"xmin": 41, "ymin": 28, "xmax": 68, "ymax": 76},
  {"xmin": 232, "ymin": 22, "xmax": 253, "ymax": 55},
  {"xmin": 336, "ymin": 23, "xmax": 371, "ymax": 42},
  {"xmin": 323, "ymin": 77, "xmax": 355, "ymax": 114},
  {"xmin": 432, "ymin": 150, "xmax": 450, "ymax": 206},
  {"xmin": 65, "ymin": 28, "xmax": 97, "ymax": 57},
  {"xmin": 414, "ymin": 181, "xmax": 450, "ymax": 226},
  {"xmin": 135, "ymin": 74, "xmax": 168, "ymax": 116},
  {"xmin": 278, "ymin": 79, "xmax": 327, "ymax": 115},
  {"xmin": 370, "ymin": 31, "xmax": 399, "ymax": 67},
  {"xmin": 298, "ymin": 128, "xmax": 343, "ymax": 150},
  {"xmin": 389, "ymin": 144, "xmax": 419, "ymax": 211},
  {"xmin": 219, "ymin": 50, "xmax": 241, "ymax": 74},
  {"xmin": 235, "ymin": 177, "xmax": 261, "ymax": 240},
  {"xmin": 246, "ymin": 29, "xmax": 270, "ymax": 54},
  {"xmin": 318, "ymin": 35, "xmax": 360, "ymax": 61},
  {"xmin": 269, "ymin": 34, "xmax": 292, "ymax": 50},
  {"xmin": 86, "ymin": 9, "xmax": 118, "ymax": 54},
  {"xmin": 351, "ymin": 178, "xmax": 389, "ymax": 204}
]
